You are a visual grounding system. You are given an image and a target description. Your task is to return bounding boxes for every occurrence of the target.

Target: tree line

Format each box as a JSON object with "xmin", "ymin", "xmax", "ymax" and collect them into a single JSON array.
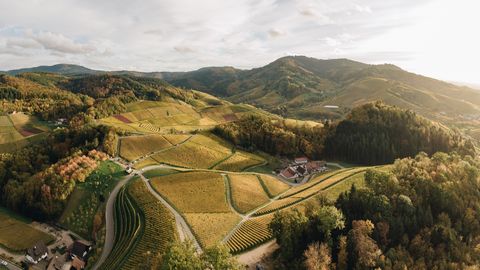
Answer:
[
  {"xmin": 214, "ymin": 101, "xmax": 475, "ymax": 165},
  {"xmin": 270, "ymin": 152, "xmax": 480, "ymax": 269}
]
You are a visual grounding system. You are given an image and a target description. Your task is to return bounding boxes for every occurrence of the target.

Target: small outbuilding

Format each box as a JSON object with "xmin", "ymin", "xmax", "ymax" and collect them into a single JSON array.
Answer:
[{"xmin": 26, "ymin": 241, "xmax": 48, "ymax": 264}]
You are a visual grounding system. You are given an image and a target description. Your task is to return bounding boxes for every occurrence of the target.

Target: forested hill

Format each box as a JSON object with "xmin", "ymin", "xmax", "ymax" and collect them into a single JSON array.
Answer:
[
  {"xmin": 0, "ymin": 73, "xmax": 228, "ymax": 121},
  {"xmin": 162, "ymin": 56, "xmax": 480, "ymax": 126},
  {"xmin": 215, "ymin": 102, "xmax": 475, "ymax": 165},
  {"xmin": 9, "ymin": 57, "xmax": 480, "ymax": 131},
  {"xmin": 322, "ymin": 102, "xmax": 475, "ymax": 164}
]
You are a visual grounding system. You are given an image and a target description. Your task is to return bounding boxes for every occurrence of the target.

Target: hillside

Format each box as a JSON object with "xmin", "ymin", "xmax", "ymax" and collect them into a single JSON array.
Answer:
[
  {"xmin": 160, "ymin": 56, "xmax": 480, "ymax": 128},
  {"xmin": 10, "ymin": 57, "xmax": 480, "ymax": 131}
]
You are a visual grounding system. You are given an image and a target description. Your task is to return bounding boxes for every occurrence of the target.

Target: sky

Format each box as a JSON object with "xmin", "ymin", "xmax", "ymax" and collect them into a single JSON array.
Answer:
[{"xmin": 1, "ymin": 0, "xmax": 480, "ymax": 84}]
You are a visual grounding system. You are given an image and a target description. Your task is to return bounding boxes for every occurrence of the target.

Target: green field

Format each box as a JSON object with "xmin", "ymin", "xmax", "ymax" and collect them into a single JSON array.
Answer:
[
  {"xmin": 0, "ymin": 207, "xmax": 54, "ymax": 252},
  {"xmin": 59, "ymin": 161, "xmax": 125, "ymax": 239}
]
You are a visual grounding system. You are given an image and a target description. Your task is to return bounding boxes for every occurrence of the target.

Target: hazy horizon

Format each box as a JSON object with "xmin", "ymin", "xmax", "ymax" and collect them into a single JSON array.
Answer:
[{"xmin": 1, "ymin": 0, "xmax": 479, "ymax": 84}]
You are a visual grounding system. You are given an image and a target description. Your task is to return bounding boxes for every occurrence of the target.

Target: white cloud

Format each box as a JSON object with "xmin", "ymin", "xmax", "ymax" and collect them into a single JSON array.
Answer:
[{"xmin": 0, "ymin": 0, "xmax": 479, "ymax": 84}]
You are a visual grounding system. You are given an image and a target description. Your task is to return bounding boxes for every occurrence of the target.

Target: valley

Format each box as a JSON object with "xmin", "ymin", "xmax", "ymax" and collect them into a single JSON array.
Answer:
[{"xmin": 0, "ymin": 59, "xmax": 479, "ymax": 269}]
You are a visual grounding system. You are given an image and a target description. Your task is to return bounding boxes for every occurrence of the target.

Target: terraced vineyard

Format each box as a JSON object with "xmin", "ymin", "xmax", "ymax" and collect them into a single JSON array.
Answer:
[
  {"xmin": 225, "ymin": 214, "xmax": 274, "ymax": 254},
  {"xmin": 253, "ymin": 168, "xmax": 367, "ymax": 216},
  {"xmin": 121, "ymin": 179, "xmax": 177, "ymax": 269},
  {"xmin": 100, "ymin": 185, "xmax": 143, "ymax": 270},
  {"xmin": 224, "ymin": 167, "xmax": 371, "ymax": 254}
]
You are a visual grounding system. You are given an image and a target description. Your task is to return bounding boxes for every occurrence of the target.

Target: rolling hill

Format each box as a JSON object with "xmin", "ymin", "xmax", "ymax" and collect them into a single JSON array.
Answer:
[
  {"xmin": 160, "ymin": 56, "xmax": 480, "ymax": 126},
  {"xmin": 6, "ymin": 56, "xmax": 480, "ymax": 132}
]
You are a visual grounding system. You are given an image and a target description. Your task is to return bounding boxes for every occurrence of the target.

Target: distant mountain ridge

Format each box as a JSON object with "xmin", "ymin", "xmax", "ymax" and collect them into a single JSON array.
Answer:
[{"xmin": 5, "ymin": 56, "xmax": 480, "ymax": 128}]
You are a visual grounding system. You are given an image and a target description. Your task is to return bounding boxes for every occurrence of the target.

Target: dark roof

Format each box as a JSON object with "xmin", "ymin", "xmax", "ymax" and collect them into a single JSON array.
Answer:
[
  {"xmin": 71, "ymin": 241, "xmax": 90, "ymax": 259},
  {"xmin": 26, "ymin": 241, "xmax": 48, "ymax": 261},
  {"xmin": 296, "ymin": 166, "xmax": 306, "ymax": 175}
]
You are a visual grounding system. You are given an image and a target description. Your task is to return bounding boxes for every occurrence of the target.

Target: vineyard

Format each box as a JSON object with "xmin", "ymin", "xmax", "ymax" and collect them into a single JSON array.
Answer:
[
  {"xmin": 228, "ymin": 174, "xmax": 270, "ymax": 214},
  {"xmin": 184, "ymin": 212, "xmax": 241, "ymax": 247},
  {"xmin": 152, "ymin": 141, "xmax": 231, "ymax": 169},
  {"xmin": 224, "ymin": 214, "xmax": 274, "ymax": 254},
  {"xmin": 149, "ymin": 171, "xmax": 242, "ymax": 248},
  {"xmin": 119, "ymin": 134, "xmax": 172, "ymax": 161},
  {"xmin": 120, "ymin": 179, "xmax": 177, "ymax": 269},
  {"xmin": 224, "ymin": 167, "xmax": 370, "ymax": 254},
  {"xmin": 213, "ymin": 151, "xmax": 265, "ymax": 172},
  {"xmin": 253, "ymin": 168, "xmax": 367, "ymax": 216},
  {"xmin": 150, "ymin": 171, "xmax": 231, "ymax": 213},
  {"xmin": 257, "ymin": 175, "xmax": 290, "ymax": 197},
  {"xmin": 100, "ymin": 184, "xmax": 143, "ymax": 270}
]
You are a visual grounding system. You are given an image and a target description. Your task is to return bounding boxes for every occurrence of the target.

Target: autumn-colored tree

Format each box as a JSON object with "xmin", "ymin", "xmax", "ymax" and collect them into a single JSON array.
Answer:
[
  {"xmin": 304, "ymin": 242, "xmax": 331, "ymax": 270},
  {"xmin": 348, "ymin": 220, "xmax": 381, "ymax": 269}
]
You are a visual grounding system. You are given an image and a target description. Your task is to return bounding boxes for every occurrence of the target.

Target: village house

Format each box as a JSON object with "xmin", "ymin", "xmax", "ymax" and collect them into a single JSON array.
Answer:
[
  {"xmin": 70, "ymin": 240, "xmax": 91, "ymax": 262},
  {"xmin": 26, "ymin": 241, "xmax": 48, "ymax": 264}
]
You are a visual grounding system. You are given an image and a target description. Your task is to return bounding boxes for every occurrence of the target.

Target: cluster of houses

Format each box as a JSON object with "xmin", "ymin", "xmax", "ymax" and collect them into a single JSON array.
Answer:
[
  {"xmin": 279, "ymin": 157, "xmax": 327, "ymax": 181},
  {"xmin": 25, "ymin": 240, "xmax": 91, "ymax": 270}
]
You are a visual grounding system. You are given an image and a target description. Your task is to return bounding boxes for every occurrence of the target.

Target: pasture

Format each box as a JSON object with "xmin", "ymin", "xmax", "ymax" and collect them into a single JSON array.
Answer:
[{"xmin": 0, "ymin": 207, "xmax": 54, "ymax": 252}]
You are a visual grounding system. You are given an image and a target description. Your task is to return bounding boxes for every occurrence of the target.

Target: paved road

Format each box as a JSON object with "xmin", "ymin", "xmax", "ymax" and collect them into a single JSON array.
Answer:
[
  {"xmin": 0, "ymin": 258, "xmax": 22, "ymax": 270},
  {"xmin": 92, "ymin": 172, "xmax": 135, "ymax": 270}
]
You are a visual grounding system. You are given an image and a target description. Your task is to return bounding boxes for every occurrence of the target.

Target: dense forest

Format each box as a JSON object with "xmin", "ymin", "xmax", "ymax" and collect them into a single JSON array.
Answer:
[
  {"xmin": 0, "ymin": 73, "xmax": 218, "ymax": 122},
  {"xmin": 0, "ymin": 124, "xmax": 118, "ymax": 219},
  {"xmin": 215, "ymin": 102, "xmax": 475, "ymax": 164},
  {"xmin": 270, "ymin": 152, "xmax": 480, "ymax": 269}
]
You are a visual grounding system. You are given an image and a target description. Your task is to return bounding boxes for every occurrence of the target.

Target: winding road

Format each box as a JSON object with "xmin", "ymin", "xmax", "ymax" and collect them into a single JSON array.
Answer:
[
  {"xmin": 93, "ymin": 139, "xmax": 343, "ymax": 268},
  {"xmin": 92, "ymin": 171, "xmax": 135, "ymax": 270}
]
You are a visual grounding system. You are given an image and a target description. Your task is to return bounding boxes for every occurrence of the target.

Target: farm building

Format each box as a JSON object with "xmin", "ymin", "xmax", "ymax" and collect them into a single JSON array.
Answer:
[
  {"xmin": 70, "ymin": 240, "xmax": 91, "ymax": 261},
  {"xmin": 294, "ymin": 157, "xmax": 308, "ymax": 164},
  {"xmin": 280, "ymin": 158, "xmax": 327, "ymax": 180},
  {"xmin": 25, "ymin": 241, "xmax": 48, "ymax": 264}
]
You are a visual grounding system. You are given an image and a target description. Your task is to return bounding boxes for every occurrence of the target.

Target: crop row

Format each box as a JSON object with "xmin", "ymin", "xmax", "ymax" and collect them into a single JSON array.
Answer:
[
  {"xmin": 253, "ymin": 169, "xmax": 367, "ymax": 216},
  {"xmin": 120, "ymin": 179, "xmax": 177, "ymax": 269},
  {"xmin": 225, "ymin": 215, "xmax": 274, "ymax": 254},
  {"xmin": 100, "ymin": 186, "xmax": 143, "ymax": 270}
]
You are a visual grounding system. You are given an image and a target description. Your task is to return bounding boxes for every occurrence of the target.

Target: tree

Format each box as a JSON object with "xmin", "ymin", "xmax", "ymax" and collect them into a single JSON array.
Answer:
[
  {"xmin": 161, "ymin": 241, "xmax": 203, "ymax": 270},
  {"xmin": 202, "ymin": 244, "xmax": 241, "ymax": 270},
  {"xmin": 347, "ymin": 220, "xmax": 381, "ymax": 269},
  {"xmin": 304, "ymin": 242, "xmax": 331, "ymax": 270},
  {"xmin": 337, "ymin": 236, "xmax": 348, "ymax": 270}
]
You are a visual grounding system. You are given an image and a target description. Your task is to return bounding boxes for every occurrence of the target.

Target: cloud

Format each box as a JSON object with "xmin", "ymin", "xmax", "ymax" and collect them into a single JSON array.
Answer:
[
  {"xmin": 27, "ymin": 30, "xmax": 96, "ymax": 54},
  {"xmin": 2, "ymin": 0, "xmax": 479, "ymax": 84},
  {"xmin": 268, "ymin": 28, "xmax": 285, "ymax": 38},
  {"xmin": 174, "ymin": 46, "xmax": 195, "ymax": 53}
]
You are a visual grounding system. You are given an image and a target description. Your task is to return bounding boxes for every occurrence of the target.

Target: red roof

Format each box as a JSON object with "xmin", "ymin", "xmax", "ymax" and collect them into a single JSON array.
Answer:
[{"xmin": 281, "ymin": 167, "xmax": 296, "ymax": 178}]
